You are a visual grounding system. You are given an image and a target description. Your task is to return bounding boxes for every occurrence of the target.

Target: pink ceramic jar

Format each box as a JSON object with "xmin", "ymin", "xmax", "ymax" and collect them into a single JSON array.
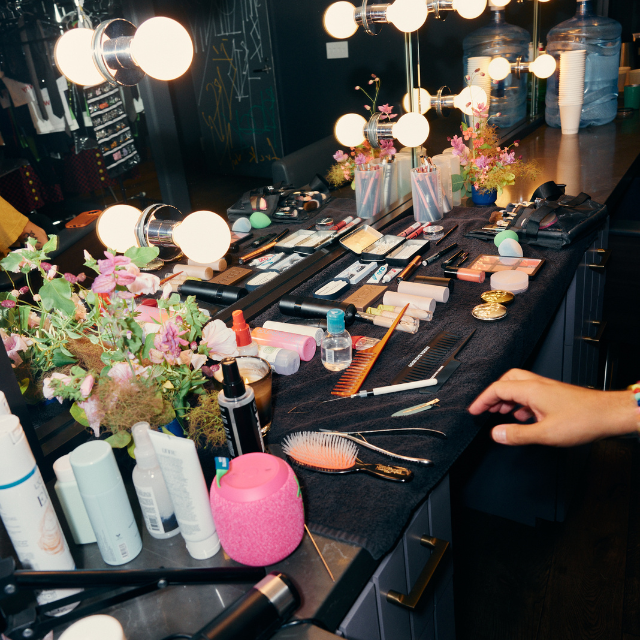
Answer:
[{"xmin": 210, "ymin": 453, "xmax": 304, "ymax": 566}]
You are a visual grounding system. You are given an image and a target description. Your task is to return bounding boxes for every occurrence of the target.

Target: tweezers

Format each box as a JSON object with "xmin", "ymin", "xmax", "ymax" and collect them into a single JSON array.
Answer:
[{"xmin": 318, "ymin": 428, "xmax": 446, "ymax": 466}]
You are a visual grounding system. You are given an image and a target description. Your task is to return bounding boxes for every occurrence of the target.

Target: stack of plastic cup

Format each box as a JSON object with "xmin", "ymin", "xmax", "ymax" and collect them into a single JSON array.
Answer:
[
  {"xmin": 558, "ymin": 50, "xmax": 586, "ymax": 135},
  {"xmin": 467, "ymin": 56, "xmax": 492, "ymax": 108}
]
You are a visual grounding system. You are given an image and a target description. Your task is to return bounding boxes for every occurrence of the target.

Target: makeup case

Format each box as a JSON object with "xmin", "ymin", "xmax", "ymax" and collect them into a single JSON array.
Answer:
[{"xmin": 465, "ymin": 189, "xmax": 607, "ymax": 249}]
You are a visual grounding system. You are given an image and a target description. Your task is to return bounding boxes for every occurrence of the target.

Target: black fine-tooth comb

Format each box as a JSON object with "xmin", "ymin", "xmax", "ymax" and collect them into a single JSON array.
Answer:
[{"xmin": 391, "ymin": 329, "xmax": 475, "ymax": 393}]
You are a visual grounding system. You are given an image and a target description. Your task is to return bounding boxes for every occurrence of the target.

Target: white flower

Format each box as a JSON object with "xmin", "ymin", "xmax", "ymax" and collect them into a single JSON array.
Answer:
[
  {"xmin": 10, "ymin": 290, "xmax": 19, "ymax": 297},
  {"xmin": 46, "ymin": 265, "xmax": 58, "ymax": 281},
  {"xmin": 127, "ymin": 271, "xmax": 161, "ymax": 295},
  {"xmin": 200, "ymin": 319, "xmax": 239, "ymax": 360},
  {"xmin": 161, "ymin": 283, "xmax": 173, "ymax": 300},
  {"xmin": 84, "ymin": 250, "xmax": 92, "ymax": 262},
  {"xmin": 78, "ymin": 397, "xmax": 103, "ymax": 438},
  {"xmin": 190, "ymin": 353, "xmax": 207, "ymax": 371},
  {"xmin": 33, "ymin": 294, "xmax": 41, "ymax": 302},
  {"xmin": 43, "ymin": 372, "xmax": 72, "ymax": 403}
]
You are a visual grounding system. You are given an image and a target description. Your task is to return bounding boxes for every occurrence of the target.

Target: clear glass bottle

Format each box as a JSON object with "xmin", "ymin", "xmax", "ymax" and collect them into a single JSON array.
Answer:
[{"xmin": 321, "ymin": 309, "xmax": 352, "ymax": 372}]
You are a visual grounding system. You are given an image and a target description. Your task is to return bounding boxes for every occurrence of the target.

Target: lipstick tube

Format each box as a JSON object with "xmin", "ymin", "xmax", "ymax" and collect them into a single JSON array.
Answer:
[
  {"xmin": 396, "ymin": 256, "xmax": 422, "ymax": 284},
  {"xmin": 330, "ymin": 216, "xmax": 354, "ymax": 231},
  {"xmin": 398, "ymin": 221, "xmax": 423, "ymax": 237},
  {"xmin": 443, "ymin": 266, "xmax": 485, "ymax": 283}
]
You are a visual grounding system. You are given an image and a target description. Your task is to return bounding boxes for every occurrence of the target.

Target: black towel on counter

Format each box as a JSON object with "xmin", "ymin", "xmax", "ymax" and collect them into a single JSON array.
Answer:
[{"xmin": 223, "ymin": 203, "xmax": 600, "ymax": 560}]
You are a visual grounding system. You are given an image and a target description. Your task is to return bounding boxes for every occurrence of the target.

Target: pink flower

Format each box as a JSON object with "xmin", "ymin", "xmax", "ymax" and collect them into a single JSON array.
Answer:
[
  {"xmin": 64, "ymin": 273, "xmax": 78, "ymax": 284},
  {"xmin": 154, "ymin": 321, "xmax": 189, "ymax": 360},
  {"xmin": 27, "ymin": 312, "xmax": 40, "ymax": 328},
  {"xmin": 200, "ymin": 319, "xmax": 239, "ymax": 360},
  {"xmin": 364, "ymin": 104, "xmax": 371, "ymax": 110},
  {"xmin": 43, "ymin": 372, "xmax": 72, "ymax": 403},
  {"xmin": 499, "ymin": 150, "xmax": 516, "ymax": 165},
  {"xmin": 475, "ymin": 155, "xmax": 491, "ymax": 170},
  {"xmin": 355, "ymin": 85, "xmax": 360, "ymax": 90},
  {"xmin": 1, "ymin": 300, "xmax": 16, "ymax": 308},
  {"xmin": 77, "ymin": 273, "xmax": 87, "ymax": 283},
  {"xmin": 78, "ymin": 397, "xmax": 103, "ymax": 437},
  {"xmin": 333, "ymin": 150, "xmax": 349, "ymax": 163},
  {"xmin": 92, "ymin": 273, "xmax": 117, "ymax": 294},
  {"xmin": 127, "ymin": 272, "xmax": 160, "ymax": 296},
  {"xmin": 149, "ymin": 348, "xmax": 165, "ymax": 364},
  {"xmin": 96, "ymin": 252, "xmax": 131, "ymax": 276},
  {"xmin": 354, "ymin": 153, "xmax": 367, "ymax": 166},
  {"xmin": 80, "ymin": 374, "xmax": 94, "ymax": 398},
  {"xmin": 380, "ymin": 139, "xmax": 397, "ymax": 157},
  {"xmin": 1, "ymin": 330, "xmax": 30, "ymax": 367},
  {"xmin": 19, "ymin": 286, "xmax": 29, "ymax": 295},
  {"xmin": 41, "ymin": 262, "xmax": 52, "ymax": 272}
]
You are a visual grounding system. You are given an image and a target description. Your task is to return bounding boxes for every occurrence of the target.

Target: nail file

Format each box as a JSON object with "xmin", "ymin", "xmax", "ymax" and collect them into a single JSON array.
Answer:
[{"xmin": 391, "ymin": 330, "xmax": 476, "ymax": 391}]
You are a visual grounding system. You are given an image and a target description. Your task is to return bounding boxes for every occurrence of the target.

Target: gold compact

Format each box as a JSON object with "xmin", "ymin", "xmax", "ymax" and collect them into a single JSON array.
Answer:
[
  {"xmin": 472, "ymin": 303, "xmax": 508, "ymax": 321},
  {"xmin": 481, "ymin": 290, "xmax": 514, "ymax": 305}
]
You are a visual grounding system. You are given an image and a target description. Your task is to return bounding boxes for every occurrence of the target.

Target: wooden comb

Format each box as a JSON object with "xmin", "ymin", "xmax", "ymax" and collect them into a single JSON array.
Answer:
[{"xmin": 331, "ymin": 304, "xmax": 409, "ymax": 397}]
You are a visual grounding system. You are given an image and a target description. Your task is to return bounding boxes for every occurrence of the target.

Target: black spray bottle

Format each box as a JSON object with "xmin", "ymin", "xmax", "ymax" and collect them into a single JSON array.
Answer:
[{"xmin": 217, "ymin": 357, "xmax": 264, "ymax": 458}]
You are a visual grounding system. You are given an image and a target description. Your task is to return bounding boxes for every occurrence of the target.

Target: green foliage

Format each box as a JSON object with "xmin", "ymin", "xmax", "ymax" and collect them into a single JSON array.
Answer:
[
  {"xmin": 40, "ymin": 278, "xmax": 75, "ymax": 316},
  {"xmin": 106, "ymin": 431, "xmax": 132, "ymax": 448},
  {"xmin": 70, "ymin": 402, "xmax": 90, "ymax": 427},
  {"xmin": 124, "ymin": 246, "xmax": 160, "ymax": 267}
]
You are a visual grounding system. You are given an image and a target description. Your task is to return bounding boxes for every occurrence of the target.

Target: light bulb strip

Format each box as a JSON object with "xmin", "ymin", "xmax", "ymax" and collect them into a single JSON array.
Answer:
[
  {"xmin": 92, "ymin": 18, "xmax": 146, "ymax": 86},
  {"xmin": 354, "ymin": 0, "xmax": 390, "ymax": 35},
  {"xmin": 364, "ymin": 113, "xmax": 394, "ymax": 148},
  {"xmin": 102, "ymin": 36, "xmax": 137, "ymax": 71},
  {"xmin": 434, "ymin": 86, "xmax": 454, "ymax": 116},
  {"xmin": 426, "ymin": 0, "xmax": 454, "ymax": 20},
  {"xmin": 511, "ymin": 56, "xmax": 529, "ymax": 79}
]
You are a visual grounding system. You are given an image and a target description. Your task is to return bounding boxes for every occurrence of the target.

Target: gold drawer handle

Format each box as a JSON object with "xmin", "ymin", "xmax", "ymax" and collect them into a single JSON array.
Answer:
[{"xmin": 386, "ymin": 536, "xmax": 449, "ymax": 610}]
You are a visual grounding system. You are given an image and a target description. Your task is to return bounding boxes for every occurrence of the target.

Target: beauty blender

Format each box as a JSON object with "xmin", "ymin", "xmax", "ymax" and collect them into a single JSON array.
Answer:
[
  {"xmin": 494, "ymin": 229, "xmax": 519, "ymax": 248},
  {"xmin": 250, "ymin": 212, "xmax": 272, "ymax": 229},
  {"xmin": 232, "ymin": 217, "xmax": 252, "ymax": 233},
  {"xmin": 498, "ymin": 238, "xmax": 524, "ymax": 257}
]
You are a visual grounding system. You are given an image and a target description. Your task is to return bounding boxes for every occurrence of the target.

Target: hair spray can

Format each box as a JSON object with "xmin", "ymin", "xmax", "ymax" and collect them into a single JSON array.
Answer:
[
  {"xmin": 218, "ymin": 358, "xmax": 264, "ymax": 458},
  {"xmin": 0, "ymin": 415, "xmax": 80, "ymax": 615}
]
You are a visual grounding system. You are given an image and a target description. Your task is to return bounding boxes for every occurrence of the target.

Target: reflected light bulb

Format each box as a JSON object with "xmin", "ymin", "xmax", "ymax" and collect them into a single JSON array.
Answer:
[
  {"xmin": 54, "ymin": 28, "xmax": 106, "ymax": 86},
  {"xmin": 131, "ymin": 17, "xmax": 193, "ymax": 81},
  {"xmin": 489, "ymin": 0, "xmax": 510, "ymax": 7},
  {"xmin": 488, "ymin": 57, "xmax": 511, "ymax": 81},
  {"xmin": 452, "ymin": 0, "xmax": 487, "ymax": 19},
  {"xmin": 454, "ymin": 85, "xmax": 488, "ymax": 115},
  {"xmin": 172, "ymin": 211, "xmax": 231, "ymax": 264},
  {"xmin": 334, "ymin": 113, "xmax": 367, "ymax": 147},
  {"xmin": 386, "ymin": 0, "xmax": 428, "ymax": 33},
  {"xmin": 323, "ymin": 2, "xmax": 358, "ymax": 39},
  {"xmin": 402, "ymin": 88, "xmax": 431, "ymax": 114},
  {"xmin": 530, "ymin": 54, "xmax": 556, "ymax": 78},
  {"xmin": 97, "ymin": 205, "xmax": 142, "ymax": 253},
  {"xmin": 392, "ymin": 113, "xmax": 430, "ymax": 147}
]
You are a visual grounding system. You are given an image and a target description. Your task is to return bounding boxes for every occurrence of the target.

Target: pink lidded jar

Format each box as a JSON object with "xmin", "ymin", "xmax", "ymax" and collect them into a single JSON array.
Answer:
[{"xmin": 210, "ymin": 453, "xmax": 304, "ymax": 566}]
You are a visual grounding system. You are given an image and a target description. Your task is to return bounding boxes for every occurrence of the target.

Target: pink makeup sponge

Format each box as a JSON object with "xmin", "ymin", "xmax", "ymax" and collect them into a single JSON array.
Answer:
[{"xmin": 210, "ymin": 453, "xmax": 304, "ymax": 566}]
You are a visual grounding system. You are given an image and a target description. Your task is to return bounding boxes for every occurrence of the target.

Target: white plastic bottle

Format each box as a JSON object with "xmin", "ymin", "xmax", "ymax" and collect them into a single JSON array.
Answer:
[
  {"xmin": 59, "ymin": 614, "xmax": 126, "ymax": 640},
  {"xmin": 70, "ymin": 441, "xmax": 142, "ymax": 566},
  {"xmin": 131, "ymin": 422, "xmax": 180, "ymax": 540},
  {"xmin": 0, "ymin": 415, "xmax": 80, "ymax": 615},
  {"xmin": 257, "ymin": 345, "xmax": 300, "ymax": 375},
  {"xmin": 321, "ymin": 309, "xmax": 352, "ymax": 372},
  {"xmin": 53, "ymin": 454, "xmax": 96, "ymax": 545}
]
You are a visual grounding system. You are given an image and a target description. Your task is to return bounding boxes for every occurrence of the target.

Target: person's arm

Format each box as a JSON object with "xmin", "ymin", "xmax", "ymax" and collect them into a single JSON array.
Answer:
[
  {"xmin": 16, "ymin": 219, "xmax": 48, "ymax": 249},
  {"xmin": 468, "ymin": 369, "xmax": 639, "ymax": 447},
  {"xmin": 0, "ymin": 196, "xmax": 48, "ymax": 253}
]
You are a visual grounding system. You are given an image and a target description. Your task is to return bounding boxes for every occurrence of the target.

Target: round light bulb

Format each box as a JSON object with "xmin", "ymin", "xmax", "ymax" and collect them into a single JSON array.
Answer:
[
  {"xmin": 452, "ymin": 0, "xmax": 487, "ymax": 19},
  {"xmin": 453, "ymin": 85, "xmax": 488, "ymax": 115},
  {"xmin": 488, "ymin": 0, "xmax": 510, "ymax": 7},
  {"xmin": 130, "ymin": 17, "xmax": 193, "ymax": 81},
  {"xmin": 386, "ymin": 0, "xmax": 428, "ymax": 33},
  {"xmin": 54, "ymin": 29, "xmax": 106, "ymax": 86},
  {"xmin": 172, "ymin": 211, "xmax": 231, "ymax": 264},
  {"xmin": 402, "ymin": 88, "xmax": 431, "ymax": 114},
  {"xmin": 530, "ymin": 54, "xmax": 556, "ymax": 79},
  {"xmin": 323, "ymin": 2, "xmax": 358, "ymax": 39},
  {"xmin": 97, "ymin": 205, "xmax": 142, "ymax": 253},
  {"xmin": 488, "ymin": 56, "xmax": 511, "ymax": 81},
  {"xmin": 334, "ymin": 113, "xmax": 367, "ymax": 147},
  {"xmin": 392, "ymin": 113, "xmax": 430, "ymax": 148}
]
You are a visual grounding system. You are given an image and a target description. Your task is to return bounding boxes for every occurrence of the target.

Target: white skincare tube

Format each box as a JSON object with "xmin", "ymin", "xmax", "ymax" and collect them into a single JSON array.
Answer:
[
  {"xmin": 0, "ymin": 415, "xmax": 80, "ymax": 615},
  {"xmin": 383, "ymin": 290, "xmax": 436, "ymax": 313},
  {"xmin": 0, "ymin": 391, "xmax": 10, "ymax": 415},
  {"xmin": 148, "ymin": 430, "xmax": 220, "ymax": 559},
  {"xmin": 263, "ymin": 321, "xmax": 324, "ymax": 346},
  {"xmin": 187, "ymin": 258, "xmax": 227, "ymax": 272},
  {"xmin": 397, "ymin": 280, "xmax": 449, "ymax": 303}
]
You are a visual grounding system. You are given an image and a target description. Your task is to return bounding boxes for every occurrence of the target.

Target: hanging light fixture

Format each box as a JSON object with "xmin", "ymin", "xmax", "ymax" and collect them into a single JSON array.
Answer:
[
  {"xmin": 402, "ymin": 85, "xmax": 489, "ymax": 116},
  {"xmin": 54, "ymin": 17, "xmax": 193, "ymax": 86},
  {"xmin": 96, "ymin": 204, "xmax": 231, "ymax": 264},
  {"xmin": 323, "ymin": 0, "xmax": 487, "ymax": 38},
  {"xmin": 488, "ymin": 54, "xmax": 556, "ymax": 81}
]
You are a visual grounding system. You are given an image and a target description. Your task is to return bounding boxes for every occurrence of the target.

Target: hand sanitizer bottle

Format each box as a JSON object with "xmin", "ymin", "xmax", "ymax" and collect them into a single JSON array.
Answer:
[{"xmin": 321, "ymin": 309, "xmax": 352, "ymax": 372}]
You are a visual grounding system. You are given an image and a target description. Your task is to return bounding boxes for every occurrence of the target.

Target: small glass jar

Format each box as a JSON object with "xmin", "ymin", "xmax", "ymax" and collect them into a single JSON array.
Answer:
[{"xmin": 423, "ymin": 225, "xmax": 445, "ymax": 242}]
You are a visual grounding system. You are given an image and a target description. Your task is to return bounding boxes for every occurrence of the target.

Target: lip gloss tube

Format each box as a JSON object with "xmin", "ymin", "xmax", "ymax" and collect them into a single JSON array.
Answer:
[{"xmin": 443, "ymin": 266, "xmax": 485, "ymax": 283}]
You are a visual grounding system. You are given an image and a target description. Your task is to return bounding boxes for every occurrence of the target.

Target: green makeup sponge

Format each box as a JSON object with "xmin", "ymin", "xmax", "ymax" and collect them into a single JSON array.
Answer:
[
  {"xmin": 494, "ymin": 229, "xmax": 519, "ymax": 248},
  {"xmin": 250, "ymin": 212, "xmax": 271, "ymax": 229}
]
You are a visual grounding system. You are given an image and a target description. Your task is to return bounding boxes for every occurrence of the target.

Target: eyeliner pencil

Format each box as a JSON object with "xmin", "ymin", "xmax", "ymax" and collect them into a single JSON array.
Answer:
[{"xmin": 435, "ymin": 224, "xmax": 458, "ymax": 245}]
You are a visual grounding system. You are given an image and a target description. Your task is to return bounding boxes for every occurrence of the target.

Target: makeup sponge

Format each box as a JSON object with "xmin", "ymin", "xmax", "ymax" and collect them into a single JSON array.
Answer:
[
  {"xmin": 210, "ymin": 453, "xmax": 304, "ymax": 566},
  {"xmin": 250, "ymin": 212, "xmax": 272, "ymax": 229},
  {"xmin": 494, "ymin": 229, "xmax": 519, "ymax": 248},
  {"xmin": 232, "ymin": 217, "xmax": 252, "ymax": 233},
  {"xmin": 498, "ymin": 238, "xmax": 524, "ymax": 257}
]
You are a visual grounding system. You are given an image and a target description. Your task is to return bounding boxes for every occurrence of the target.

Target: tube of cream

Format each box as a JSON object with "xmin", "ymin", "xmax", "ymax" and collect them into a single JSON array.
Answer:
[
  {"xmin": 383, "ymin": 290, "xmax": 436, "ymax": 313},
  {"xmin": 377, "ymin": 305, "xmax": 433, "ymax": 321},
  {"xmin": 251, "ymin": 327, "xmax": 316, "ymax": 361},
  {"xmin": 148, "ymin": 431, "xmax": 220, "ymax": 560},
  {"xmin": 397, "ymin": 280, "xmax": 449, "ymax": 303},
  {"xmin": 263, "ymin": 321, "xmax": 324, "ymax": 346}
]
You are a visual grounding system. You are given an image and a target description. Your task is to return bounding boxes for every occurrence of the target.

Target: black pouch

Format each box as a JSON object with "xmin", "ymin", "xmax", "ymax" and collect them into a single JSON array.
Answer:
[{"xmin": 504, "ymin": 192, "xmax": 607, "ymax": 248}]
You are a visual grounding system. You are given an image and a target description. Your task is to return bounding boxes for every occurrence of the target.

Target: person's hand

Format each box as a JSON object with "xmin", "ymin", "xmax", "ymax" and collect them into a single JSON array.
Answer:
[
  {"xmin": 468, "ymin": 369, "xmax": 639, "ymax": 447},
  {"xmin": 18, "ymin": 221, "xmax": 48, "ymax": 249}
]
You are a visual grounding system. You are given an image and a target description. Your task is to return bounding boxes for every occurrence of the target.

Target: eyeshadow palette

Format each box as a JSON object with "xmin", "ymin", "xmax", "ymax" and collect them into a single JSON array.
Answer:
[
  {"xmin": 360, "ymin": 235, "xmax": 405, "ymax": 262},
  {"xmin": 386, "ymin": 239, "xmax": 430, "ymax": 266},
  {"xmin": 340, "ymin": 225, "xmax": 383, "ymax": 254},
  {"xmin": 467, "ymin": 255, "xmax": 545, "ymax": 277}
]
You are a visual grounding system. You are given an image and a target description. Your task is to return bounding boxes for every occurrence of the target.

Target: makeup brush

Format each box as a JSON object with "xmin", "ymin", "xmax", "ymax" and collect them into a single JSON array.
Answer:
[{"xmin": 282, "ymin": 432, "xmax": 413, "ymax": 482}]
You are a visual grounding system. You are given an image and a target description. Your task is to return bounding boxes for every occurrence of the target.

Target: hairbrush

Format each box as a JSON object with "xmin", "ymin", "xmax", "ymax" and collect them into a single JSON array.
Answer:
[
  {"xmin": 331, "ymin": 304, "xmax": 409, "ymax": 397},
  {"xmin": 281, "ymin": 432, "xmax": 413, "ymax": 482}
]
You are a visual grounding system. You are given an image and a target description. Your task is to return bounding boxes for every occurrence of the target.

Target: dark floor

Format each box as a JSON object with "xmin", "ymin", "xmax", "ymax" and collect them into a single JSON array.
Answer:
[{"xmin": 40, "ymin": 155, "xmax": 640, "ymax": 640}]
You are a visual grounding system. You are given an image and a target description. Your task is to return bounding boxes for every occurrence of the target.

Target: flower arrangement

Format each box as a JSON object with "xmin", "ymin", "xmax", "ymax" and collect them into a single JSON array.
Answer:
[
  {"xmin": 449, "ymin": 71, "xmax": 539, "ymax": 197},
  {"xmin": 1, "ymin": 236, "xmax": 236, "ymax": 450},
  {"xmin": 327, "ymin": 74, "xmax": 398, "ymax": 188}
]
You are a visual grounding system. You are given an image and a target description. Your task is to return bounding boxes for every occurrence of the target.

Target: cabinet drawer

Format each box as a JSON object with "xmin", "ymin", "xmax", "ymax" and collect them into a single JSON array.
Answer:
[{"xmin": 338, "ymin": 581, "xmax": 381, "ymax": 640}]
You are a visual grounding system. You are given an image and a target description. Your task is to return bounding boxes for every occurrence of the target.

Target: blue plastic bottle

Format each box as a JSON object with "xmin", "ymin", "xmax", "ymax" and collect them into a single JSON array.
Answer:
[
  {"xmin": 545, "ymin": 0, "xmax": 621, "ymax": 128},
  {"xmin": 463, "ymin": 6, "xmax": 530, "ymax": 128}
]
